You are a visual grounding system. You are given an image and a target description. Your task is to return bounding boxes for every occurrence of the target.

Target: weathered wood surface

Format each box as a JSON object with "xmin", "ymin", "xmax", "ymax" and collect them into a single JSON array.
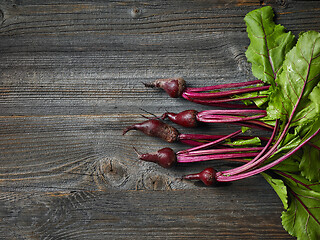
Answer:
[{"xmin": 1, "ymin": 0, "xmax": 319, "ymax": 239}]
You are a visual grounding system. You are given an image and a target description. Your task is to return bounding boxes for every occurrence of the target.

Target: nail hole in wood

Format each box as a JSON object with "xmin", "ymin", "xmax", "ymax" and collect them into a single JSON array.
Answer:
[{"xmin": 130, "ymin": 7, "xmax": 141, "ymax": 18}]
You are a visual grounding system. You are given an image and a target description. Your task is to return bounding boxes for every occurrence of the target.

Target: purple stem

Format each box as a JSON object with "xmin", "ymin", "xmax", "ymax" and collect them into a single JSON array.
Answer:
[
  {"xmin": 217, "ymin": 62, "xmax": 315, "ymax": 181},
  {"xmin": 177, "ymin": 130, "xmax": 242, "ymax": 154},
  {"xmin": 198, "ymin": 114, "xmax": 267, "ymax": 123},
  {"xmin": 225, "ymin": 121, "xmax": 274, "ymax": 132},
  {"xmin": 179, "ymin": 139, "xmax": 205, "ymax": 146},
  {"xmin": 179, "ymin": 133, "xmax": 269, "ymax": 142},
  {"xmin": 177, "ymin": 152, "xmax": 259, "ymax": 163},
  {"xmin": 183, "ymin": 86, "xmax": 270, "ymax": 99},
  {"xmin": 178, "ymin": 147, "xmax": 264, "ymax": 157},
  {"xmin": 197, "ymin": 109, "xmax": 267, "ymax": 116},
  {"xmin": 182, "ymin": 94, "xmax": 261, "ymax": 109},
  {"xmin": 217, "ymin": 128, "xmax": 320, "ymax": 182},
  {"xmin": 219, "ymin": 119, "xmax": 279, "ymax": 176},
  {"xmin": 185, "ymin": 80, "xmax": 265, "ymax": 92}
]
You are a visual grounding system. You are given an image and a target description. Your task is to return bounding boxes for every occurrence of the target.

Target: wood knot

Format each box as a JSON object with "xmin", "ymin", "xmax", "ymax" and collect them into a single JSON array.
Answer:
[
  {"xmin": 229, "ymin": 46, "xmax": 251, "ymax": 76},
  {"xmin": 98, "ymin": 159, "xmax": 129, "ymax": 188},
  {"xmin": 136, "ymin": 173, "xmax": 171, "ymax": 190},
  {"xmin": 276, "ymin": 0, "xmax": 289, "ymax": 8}
]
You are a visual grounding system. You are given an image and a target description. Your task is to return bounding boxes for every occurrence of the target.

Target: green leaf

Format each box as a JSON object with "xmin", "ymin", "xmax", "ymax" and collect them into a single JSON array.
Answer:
[
  {"xmin": 267, "ymin": 31, "xmax": 320, "ymax": 127},
  {"xmin": 245, "ymin": 6, "xmax": 295, "ymax": 86},
  {"xmin": 241, "ymin": 126, "xmax": 251, "ymax": 133},
  {"xmin": 270, "ymin": 152, "xmax": 301, "ymax": 173},
  {"xmin": 280, "ymin": 173, "xmax": 320, "ymax": 240},
  {"xmin": 262, "ymin": 172, "xmax": 288, "ymax": 209},
  {"xmin": 300, "ymin": 143, "xmax": 320, "ymax": 182},
  {"xmin": 299, "ymin": 120, "xmax": 320, "ymax": 182},
  {"xmin": 233, "ymin": 86, "xmax": 270, "ymax": 107},
  {"xmin": 226, "ymin": 137, "xmax": 261, "ymax": 147}
]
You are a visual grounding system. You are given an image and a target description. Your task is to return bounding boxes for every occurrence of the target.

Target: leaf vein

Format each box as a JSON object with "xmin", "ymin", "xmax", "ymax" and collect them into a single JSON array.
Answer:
[
  {"xmin": 291, "ymin": 61, "xmax": 308, "ymax": 84},
  {"xmin": 283, "ymin": 87, "xmax": 296, "ymax": 109},
  {"xmin": 307, "ymin": 72, "xmax": 320, "ymax": 84},
  {"xmin": 264, "ymin": 71, "xmax": 274, "ymax": 79},
  {"xmin": 305, "ymin": 214, "xmax": 310, "ymax": 240},
  {"xmin": 286, "ymin": 71, "xmax": 300, "ymax": 99},
  {"xmin": 260, "ymin": 14, "xmax": 276, "ymax": 79},
  {"xmin": 253, "ymin": 50, "xmax": 269, "ymax": 59},
  {"xmin": 312, "ymin": 52, "xmax": 320, "ymax": 60},
  {"xmin": 290, "ymin": 189, "xmax": 320, "ymax": 226},
  {"xmin": 292, "ymin": 106, "xmax": 314, "ymax": 123},
  {"xmin": 299, "ymin": 46, "xmax": 310, "ymax": 64}
]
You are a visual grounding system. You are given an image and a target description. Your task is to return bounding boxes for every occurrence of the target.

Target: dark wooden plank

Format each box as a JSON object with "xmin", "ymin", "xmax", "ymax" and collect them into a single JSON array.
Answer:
[
  {"xmin": 1, "ymin": 0, "xmax": 319, "ymax": 239},
  {"xmin": 0, "ymin": 114, "xmax": 243, "ymax": 191},
  {"xmin": 0, "ymin": 179, "xmax": 291, "ymax": 239}
]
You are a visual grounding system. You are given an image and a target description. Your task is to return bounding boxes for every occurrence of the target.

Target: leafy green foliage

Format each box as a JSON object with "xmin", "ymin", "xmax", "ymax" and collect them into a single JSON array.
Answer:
[
  {"xmin": 300, "ymin": 144, "xmax": 320, "ymax": 182},
  {"xmin": 269, "ymin": 152, "xmax": 301, "ymax": 173},
  {"xmin": 244, "ymin": 7, "xmax": 320, "ymax": 240},
  {"xmin": 280, "ymin": 173, "xmax": 320, "ymax": 240},
  {"xmin": 263, "ymin": 31, "xmax": 320, "ymax": 239},
  {"xmin": 299, "ymin": 121, "xmax": 320, "ymax": 182},
  {"xmin": 262, "ymin": 172, "xmax": 288, "ymax": 209},
  {"xmin": 245, "ymin": 6, "xmax": 295, "ymax": 86},
  {"xmin": 225, "ymin": 137, "xmax": 261, "ymax": 147},
  {"xmin": 267, "ymin": 31, "xmax": 320, "ymax": 127}
]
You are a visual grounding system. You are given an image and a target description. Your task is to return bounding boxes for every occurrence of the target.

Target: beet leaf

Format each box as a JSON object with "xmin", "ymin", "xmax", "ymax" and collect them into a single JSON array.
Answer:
[
  {"xmin": 280, "ymin": 172, "xmax": 320, "ymax": 240},
  {"xmin": 267, "ymin": 31, "xmax": 320, "ymax": 127},
  {"xmin": 245, "ymin": 6, "xmax": 295, "ymax": 86},
  {"xmin": 261, "ymin": 172, "xmax": 288, "ymax": 209},
  {"xmin": 299, "ymin": 121, "xmax": 320, "ymax": 182}
]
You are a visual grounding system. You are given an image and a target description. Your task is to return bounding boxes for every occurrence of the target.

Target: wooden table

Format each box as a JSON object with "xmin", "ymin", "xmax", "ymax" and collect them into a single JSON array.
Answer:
[{"xmin": 1, "ymin": 0, "xmax": 319, "ymax": 239}]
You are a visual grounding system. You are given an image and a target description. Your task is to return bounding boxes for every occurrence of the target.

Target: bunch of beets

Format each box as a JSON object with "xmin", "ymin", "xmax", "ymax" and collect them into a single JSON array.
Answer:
[{"xmin": 123, "ymin": 6, "xmax": 320, "ymax": 240}]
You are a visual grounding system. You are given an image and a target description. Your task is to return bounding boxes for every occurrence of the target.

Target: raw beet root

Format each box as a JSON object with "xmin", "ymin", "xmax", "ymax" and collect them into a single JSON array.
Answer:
[
  {"xmin": 161, "ymin": 110, "xmax": 199, "ymax": 128},
  {"xmin": 182, "ymin": 167, "xmax": 217, "ymax": 186},
  {"xmin": 123, "ymin": 119, "xmax": 179, "ymax": 143},
  {"xmin": 144, "ymin": 78, "xmax": 186, "ymax": 98},
  {"xmin": 136, "ymin": 147, "xmax": 177, "ymax": 168}
]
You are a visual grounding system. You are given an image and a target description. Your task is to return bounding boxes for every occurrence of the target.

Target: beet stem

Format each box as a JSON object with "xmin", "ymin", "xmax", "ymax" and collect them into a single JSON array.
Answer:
[
  {"xmin": 185, "ymin": 80, "xmax": 264, "ymax": 92},
  {"xmin": 178, "ymin": 129, "xmax": 242, "ymax": 154},
  {"xmin": 177, "ymin": 152, "xmax": 258, "ymax": 163},
  {"xmin": 217, "ymin": 128, "xmax": 320, "ymax": 181},
  {"xmin": 219, "ymin": 119, "xmax": 280, "ymax": 177},
  {"xmin": 182, "ymin": 94, "xmax": 260, "ymax": 108},
  {"xmin": 183, "ymin": 85, "xmax": 270, "ymax": 99},
  {"xmin": 198, "ymin": 114, "xmax": 267, "ymax": 123},
  {"xmin": 178, "ymin": 147, "xmax": 264, "ymax": 157},
  {"xmin": 197, "ymin": 109, "xmax": 267, "ymax": 116}
]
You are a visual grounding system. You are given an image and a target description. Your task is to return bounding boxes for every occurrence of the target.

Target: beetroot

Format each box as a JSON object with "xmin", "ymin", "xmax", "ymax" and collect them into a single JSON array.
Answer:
[
  {"xmin": 161, "ymin": 109, "xmax": 272, "ymax": 131},
  {"xmin": 144, "ymin": 78, "xmax": 186, "ymax": 98},
  {"xmin": 123, "ymin": 118, "xmax": 258, "ymax": 147},
  {"xmin": 144, "ymin": 78, "xmax": 269, "ymax": 108},
  {"xmin": 123, "ymin": 119, "xmax": 179, "ymax": 143},
  {"xmin": 161, "ymin": 110, "xmax": 199, "ymax": 128},
  {"xmin": 135, "ymin": 147, "xmax": 177, "ymax": 168},
  {"xmin": 182, "ymin": 168, "xmax": 217, "ymax": 186}
]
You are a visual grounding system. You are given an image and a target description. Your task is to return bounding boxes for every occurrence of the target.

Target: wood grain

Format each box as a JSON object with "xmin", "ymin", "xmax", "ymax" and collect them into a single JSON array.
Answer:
[
  {"xmin": 1, "ymin": 0, "xmax": 320, "ymax": 239},
  {"xmin": 0, "ymin": 181, "xmax": 290, "ymax": 239}
]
